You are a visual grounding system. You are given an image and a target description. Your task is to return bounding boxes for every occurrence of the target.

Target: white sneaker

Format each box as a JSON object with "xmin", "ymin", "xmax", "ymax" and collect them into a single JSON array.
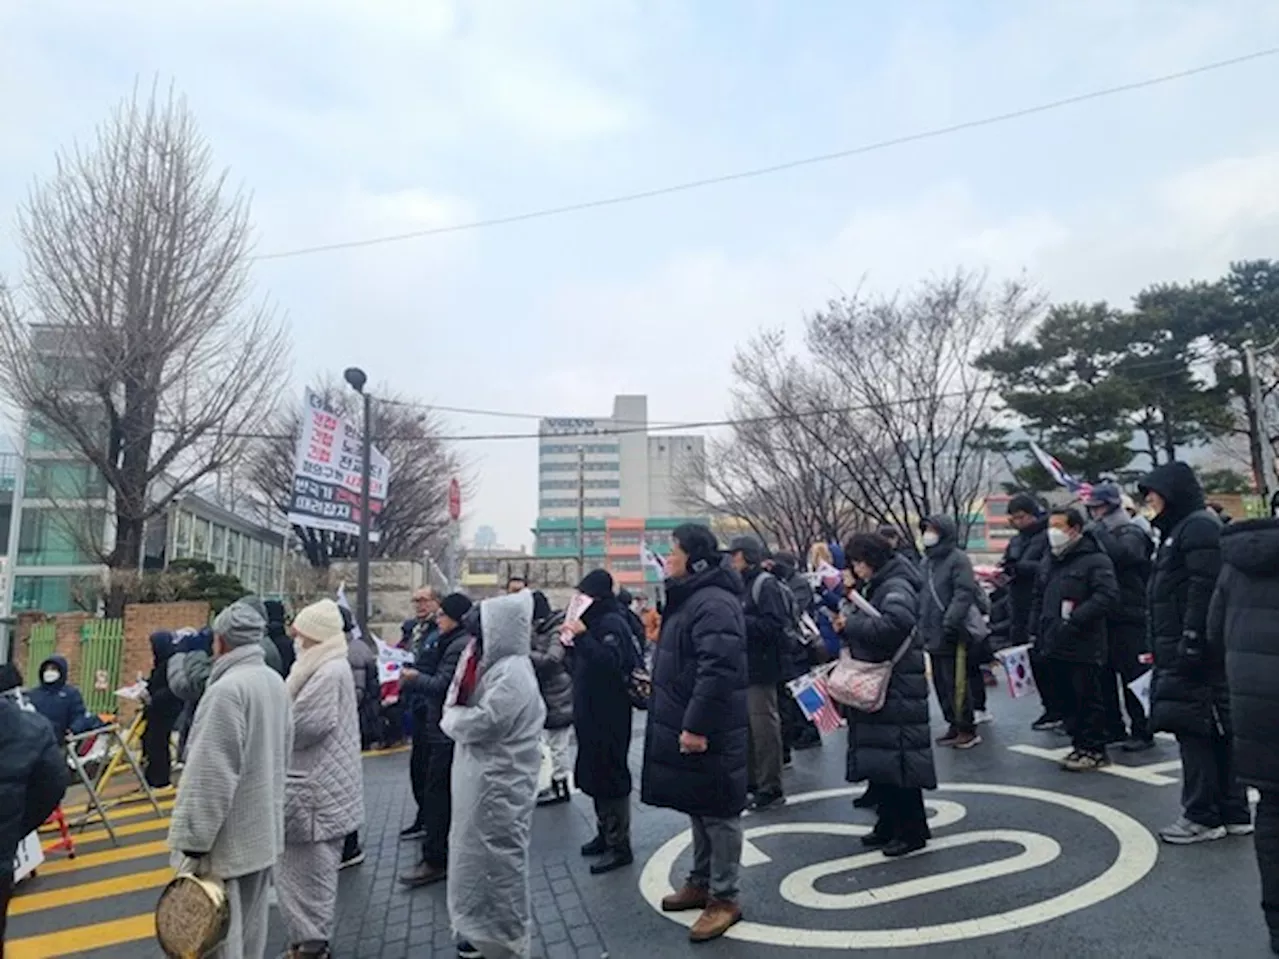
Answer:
[
  {"xmin": 1226, "ymin": 822, "xmax": 1255, "ymax": 836},
  {"xmin": 974, "ymin": 710, "xmax": 993, "ymax": 725},
  {"xmin": 1159, "ymin": 816, "xmax": 1227, "ymax": 844}
]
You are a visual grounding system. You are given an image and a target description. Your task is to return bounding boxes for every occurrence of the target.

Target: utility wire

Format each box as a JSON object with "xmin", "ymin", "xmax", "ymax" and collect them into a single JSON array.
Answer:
[{"xmin": 251, "ymin": 48, "xmax": 1278, "ymax": 261}]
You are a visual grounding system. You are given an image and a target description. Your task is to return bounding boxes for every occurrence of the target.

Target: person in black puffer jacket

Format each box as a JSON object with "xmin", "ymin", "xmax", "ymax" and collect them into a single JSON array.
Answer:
[
  {"xmin": 1139, "ymin": 461, "xmax": 1249, "ymax": 845},
  {"xmin": 1209, "ymin": 516, "xmax": 1278, "ymax": 953},
  {"xmin": 567, "ymin": 570, "xmax": 636, "ymax": 876},
  {"xmin": 838, "ymin": 534, "xmax": 937, "ymax": 858},
  {"xmin": 1001, "ymin": 494, "xmax": 1061, "ymax": 729},
  {"xmin": 530, "ymin": 592, "xmax": 575, "ymax": 807},
  {"xmin": 264, "ymin": 600, "xmax": 295, "ymax": 678},
  {"xmin": 141, "ymin": 631, "xmax": 184, "ymax": 789},
  {"xmin": 1, "ymin": 693, "xmax": 69, "ymax": 943},
  {"xmin": 918, "ymin": 514, "xmax": 982, "ymax": 749},
  {"xmin": 642, "ymin": 524, "xmax": 748, "ymax": 943},
  {"xmin": 1029, "ymin": 509, "xmax": 1119, "ymax": 771}
]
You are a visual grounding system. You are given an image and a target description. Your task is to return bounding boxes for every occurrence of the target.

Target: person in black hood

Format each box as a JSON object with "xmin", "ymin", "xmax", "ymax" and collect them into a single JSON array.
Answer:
[
  {"xmin": 1085, "ymin": 483, "xmax": 1155, "ymax": 751},
  {"xmin": 1029, "ymin": 508, "xmax": 1119, "ymax": 771},
  {"xmin": 27, "ymin": 655, "xmax": 98, "ymax": 742},
  {"xmin": 918, "ymin": 515, "xmax": 983, "ymax": 750},
  {"xmin": 141, "ymin": 631, "xmax": 184, "ymax": 788},
  {"xmin": 641, "ymin": 524, "xmax": 748, "ymax": 943},
  {"xmin": 728, "ymin": 535, "xmax": 790, "ymax": 811},
  {"xmin": 263, "ymin": 600, "xmax": 295, "ymax": 678},
  {"xmin": 1139, "ymin": 461, "xmax": 1249, "ymax": 845},
  {"xmin": 567, "ymin": 569, "xmax": 637, "ymax": 876},
  {"xmin": 1002, "ymin": 493, "xmax": 1061, "ymax": 730},
  {"xmin": 1209, "ymin": 516, "xmax": 1278, "ymax": 953}
]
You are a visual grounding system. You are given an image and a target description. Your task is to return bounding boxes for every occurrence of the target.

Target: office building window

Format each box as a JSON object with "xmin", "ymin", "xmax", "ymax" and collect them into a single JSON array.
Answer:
[
  {"xmin": 228, "ymin": 530, "xmax": 242, "ymax": 578},
  {"xmin": 540, "ymin": 478, "xmax": 620, "ymax": 491},
  {"xmin": 192, "ymin": 518, "xmax": 210, "ymax": 559},
  {"xmin": 541, "ymin": 461, "xmax": 618, "ymax": 473},
  {"xmin": 211, "ymin": 524, "xmax": 226, "ymax": 565},
  {"xmin": 24, "ymin": 462, "xmax": 107, "ymax": 500},
  {"xmin": 539, "ymin": 443, "xmax": 620, "ymax": 455},
  {"xmin": 16, "ymin": 508, "xmax": 102, "ymax": 566},
  {"xmin": 12, "ymin": 574, "xmax": 102, "ymax": 613},
  {"xmin": 174, "ymin": 511, "xmax": 192, "ymax": 553}
]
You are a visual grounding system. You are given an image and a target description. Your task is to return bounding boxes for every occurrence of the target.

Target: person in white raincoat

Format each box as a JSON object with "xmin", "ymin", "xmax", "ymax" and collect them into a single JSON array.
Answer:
[{"xmin": 441, "ymin": 590, "xmax": 546, "ymax": 959}]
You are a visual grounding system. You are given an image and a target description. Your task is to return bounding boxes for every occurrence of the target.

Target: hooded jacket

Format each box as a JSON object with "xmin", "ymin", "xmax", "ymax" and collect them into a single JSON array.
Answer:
[
  {"xmin": 1001, "ymin": 514, "xmax": 1049, "ymax": 648},
  {"xmin": 529, "ymin": 602, "xmax": 573, "ymax": 729},
  {"xmin": 918, "ymin": 515, "xmax": 981, "ymax": 653},
  {"xmin": 572, "ymin": 595, "xmax": 635, "ymax": 800},
  {"xmin": 264, "ymin": 600, "xmax": 295, "ymax": 678},
  {"xmin": 27, "ymin": 656, "xmax": 97, "ymax": 741},
  {"xmin": 442, "ymin": 592, "xmax": 546, "ymax": 959},
  {"xmin": 641, "ymin": 564, "xmax": 749, "ymax": 820},
  {"xmin": 1208, "ymin": 518, "xmax": 1277, "ymax": 790},
  {"xmin": 841, "ymin": 555, "xmax": 937, "ymax": 790},
  {"xmin": 1028, "ymin": 530, "xmax": 1118, "ymax": 666},
  {"xmin": 0, "ymin": 695, "xmax": 69, "ymax": 879},
  {"xmin": 1139, "ymin": 461, "xmax": 1225, "ymax": 737}
]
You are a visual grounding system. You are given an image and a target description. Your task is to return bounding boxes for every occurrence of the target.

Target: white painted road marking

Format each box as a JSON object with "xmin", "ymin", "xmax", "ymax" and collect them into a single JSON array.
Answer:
[
  {"xmin": 639, "ymin": 783, "xmax": 1159, "ymax": 949},
  {"xmin": 1007, "ymin": 744, "xmax": 1182, "ymax": 785}
]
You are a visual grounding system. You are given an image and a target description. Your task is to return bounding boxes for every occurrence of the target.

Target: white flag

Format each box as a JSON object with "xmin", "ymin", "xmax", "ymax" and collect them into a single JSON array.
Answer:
[
  {"xmin": 336, "ymin": 583, "xmax": 361, "ymax": 642},
  {"xmin": 640, "ymin": 544, "xmax": 667, "ymax": 580},
  {"xmin": 1127, "ymin": 670, "xmax": 1153, "ymax": 717},
  {"xmin": 996, "ymin": 644, "xmax": 1037, "ymax": 699}
]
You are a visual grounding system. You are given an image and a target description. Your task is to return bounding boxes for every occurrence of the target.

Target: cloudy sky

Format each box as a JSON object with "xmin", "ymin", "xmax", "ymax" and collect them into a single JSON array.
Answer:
[{"xmin": 2, "ymin": 1, "xmax": 1276, "ymax": 547}]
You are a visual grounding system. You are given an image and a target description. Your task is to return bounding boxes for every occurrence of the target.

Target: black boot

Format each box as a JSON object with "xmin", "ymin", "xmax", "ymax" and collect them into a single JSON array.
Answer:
[
  {"xmin": 589, "ymin": 807, "xmax": 634, "ymax": 875},
  {"xmin": 580, "ymin": 832, "xmax": 607, "ymax": 856}
]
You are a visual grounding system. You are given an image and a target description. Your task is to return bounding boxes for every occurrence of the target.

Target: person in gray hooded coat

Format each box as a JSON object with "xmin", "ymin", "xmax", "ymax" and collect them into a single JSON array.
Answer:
[
  {"xmin": 918, "ymin": 514, "xmax": 983, "ymax": 750},
  {"xmin": 442, "ymin": 591, "xmax": 546, "ymax": 959}
]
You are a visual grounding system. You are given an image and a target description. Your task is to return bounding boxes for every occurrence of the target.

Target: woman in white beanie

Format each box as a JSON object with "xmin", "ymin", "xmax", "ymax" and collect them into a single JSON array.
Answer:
[{"xmin": 276, "ymin": 599, "xmax": 365, "ymax": 959}]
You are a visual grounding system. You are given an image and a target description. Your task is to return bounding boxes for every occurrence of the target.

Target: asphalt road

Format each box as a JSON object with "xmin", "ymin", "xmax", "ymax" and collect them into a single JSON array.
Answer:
[{"xmin": 8, "ymin": 675, "xmax": 1272, "ymax": 958}]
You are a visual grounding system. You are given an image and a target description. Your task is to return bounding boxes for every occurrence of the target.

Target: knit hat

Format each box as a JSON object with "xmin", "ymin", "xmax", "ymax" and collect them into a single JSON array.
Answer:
[
  {"xmin": 291, "ymin": 599, "xmax": 346, "ymax": 645},
  {"xmin": 239, "ymin": 594, "xmax": 269, "ymax": 623},
  {"xmin": 577, "ymin": 568, "xmax": 615, "ymax": 600},
  {"xmin": 1007, "ymin": 493, "xmax": 1045, "ymax": 517},
  {"xmin": 440, "ymin": 592, "xmax": 473, "ymax": 624},
  {"xmin": 212, "ymin": 602, "xmax": 267, "ymax": 648}
]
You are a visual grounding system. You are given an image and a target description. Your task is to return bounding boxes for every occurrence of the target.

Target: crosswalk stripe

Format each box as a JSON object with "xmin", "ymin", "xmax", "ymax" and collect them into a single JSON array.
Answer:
[
  {"xmin": 62, "ymin": 815, "xmax": 171, "ymax": 848},
  {"xmin": 5, "ymin": 913, "xmax": 156, "ymax": 959},
  {"xmin": 10, "ymin": 867, "xmax": 171, "ymax": 916},
  {"xmin": 37, "ymin": 839, "xmax": 172, "ymax": 877}
]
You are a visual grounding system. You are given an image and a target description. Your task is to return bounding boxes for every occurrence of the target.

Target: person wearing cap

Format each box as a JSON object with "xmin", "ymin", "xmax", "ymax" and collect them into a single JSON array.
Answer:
[
  {"xmin": 276, "ymin": 599, "xmax": 364, "ymax": 959},
  {"xmin": 168, "ymin": 602, "xmax": 292, "ymax": 959},
  {"xmin": 1085, "ymin": 482, "xmax": 1156, "ymax": 752},
  {"xmin": 642, "ymin": 523, "xmax": 749, "ymax": 942},
  {"xmin": 728, "ymin": 534, "xmax": 790, "ymax": 811},
  {"xmin": 398, "ymin": 592, "xmax": 474, "ymax": 888},
  {"xmin": 566, "ymin": 569, "xmax": 637, "ymax": 875}
]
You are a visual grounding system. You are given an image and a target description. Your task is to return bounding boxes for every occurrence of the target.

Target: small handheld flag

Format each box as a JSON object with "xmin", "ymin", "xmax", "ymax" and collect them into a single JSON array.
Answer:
[{"xmin": 787, "ymin": 670, "xmax": 845, "ymax": 734}]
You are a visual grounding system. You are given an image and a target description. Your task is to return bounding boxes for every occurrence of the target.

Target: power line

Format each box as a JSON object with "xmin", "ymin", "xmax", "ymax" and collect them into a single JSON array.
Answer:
[{"xmin": 251, "ymin": 48, "xmax": 1278, "ymax": 261}]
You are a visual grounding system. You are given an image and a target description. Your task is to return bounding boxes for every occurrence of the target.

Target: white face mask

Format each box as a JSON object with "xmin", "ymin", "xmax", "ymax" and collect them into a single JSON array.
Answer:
[
  {"xmin": 921, "ymin": 531, "xmax": 940, "ymax": 548},
  {"xmin": 1047, "ymin": 527, "xmax": 1073, "ymax": 552},
  {"xmin": 42, "ymin": 669, "xmax": 60, "ymax": 684}
]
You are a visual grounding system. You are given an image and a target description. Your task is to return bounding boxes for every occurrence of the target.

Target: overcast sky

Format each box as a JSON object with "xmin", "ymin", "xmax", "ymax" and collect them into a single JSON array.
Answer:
[{"xmin": 2, "ymin": 1, "xmax": 1277, "ymax": 547}]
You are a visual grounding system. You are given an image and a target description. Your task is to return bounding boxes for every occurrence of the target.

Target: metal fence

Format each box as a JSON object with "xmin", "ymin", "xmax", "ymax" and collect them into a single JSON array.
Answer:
[
  {"xmin": 25, "ymin": 622, "xmax": 58, "ymax": 684},
  {"xmin": 79, "ymin": 619, "xmax": 125, "ymax": 714}
]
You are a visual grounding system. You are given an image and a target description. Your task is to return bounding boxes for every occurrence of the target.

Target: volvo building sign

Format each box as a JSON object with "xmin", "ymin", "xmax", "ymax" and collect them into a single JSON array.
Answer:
[{"xmin": 544, "ymin": 418, "xmax": 599, "ymax": 433}]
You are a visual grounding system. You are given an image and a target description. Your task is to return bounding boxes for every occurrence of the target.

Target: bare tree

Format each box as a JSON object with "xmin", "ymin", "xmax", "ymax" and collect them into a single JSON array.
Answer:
[
  {"xmin": 0, "ymin": 84, "xmax": 287, "ymax": 607},
  {"xmin": 247, "ymin": 376, "xmax": 465, "ymax": 567},
  {"xmin": 725, "ymin": 272, "xmax": 1040, "ymax": 544}
]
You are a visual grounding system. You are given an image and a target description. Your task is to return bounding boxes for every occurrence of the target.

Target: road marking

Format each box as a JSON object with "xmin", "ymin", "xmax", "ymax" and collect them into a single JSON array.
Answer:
[
  {"xmin": 37, "ymin": 839, "xmax": 171, "ymax": 876},
  {"xmin": 9, "ymin": 866, "xmax": 171, "ymax": 916},
  {"xmin": 1008, "ymin": 745, "xmax": 1182, "ymax": 785},
  {"xmin": 62, "ymin": 815, "xmax": 170, "ymax": 848},
  {"xmin": 5, "ymin": 913, "xmax": 156, "ymax": 959},
  {"xmin": 777, "ymin": 828, "xmax": 1061, "ymax": 910},
  {"xmin": 639, "ymin": 783, "xmax": 1159, "ymax": 949}
]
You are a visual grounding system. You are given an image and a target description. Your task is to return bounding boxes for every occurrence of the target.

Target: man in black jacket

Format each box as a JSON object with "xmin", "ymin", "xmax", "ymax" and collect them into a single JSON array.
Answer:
[
  {"xmin": 1002, "ymin": 493, "xmax": 1061, "ymax": 731},
  {"xmin": 1085, "ymin": 483, "xmax": 1156, "ymax": 752},
  {"xmin": 729, "ymin": 535, "xmax": 790, "ymax": 811},
  {"xmin": 1, "ymin": 693, "xmax": 69, "ymax": 947},
  {"xmin": 399, "ymin": 592, "xmax": 473, "ymax": 887},
  {"xmin": 1140, "ymin": 461, "xmax": 1249, "ymax": 845},
  {"xmin": 1029, "ymin": 508, "xmax": 1120, "ymax": 771},
  {"xmin": 399, "ymin": 588, "xmax": 440, "ymax": 837},
  {"xmin": 1210, "ymin": 516, "xmax": 1278, "ymax": 953}
]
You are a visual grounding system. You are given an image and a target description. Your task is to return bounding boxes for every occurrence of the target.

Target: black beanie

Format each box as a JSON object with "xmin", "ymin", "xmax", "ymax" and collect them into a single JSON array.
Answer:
[
  {"xmin": 577, "ymin": 568, "xmax": 615, "ymax": 600},
  {"xmin": 1008, "ymin": 493, "xmax": 1044, "ymax": 517},
  {"xmin": 440, "ymin": 592, "xmax": 473, "ymax": 624}
]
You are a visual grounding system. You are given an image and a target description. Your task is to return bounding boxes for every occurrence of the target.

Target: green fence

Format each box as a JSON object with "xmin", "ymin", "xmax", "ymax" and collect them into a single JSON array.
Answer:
[
  {"xmin": 79, "ymin": 619, "xmax": 125, "ymax": 714},
  {"xmin": 26, "ymin": 622, "xmax": 58, "ymax": 684}
]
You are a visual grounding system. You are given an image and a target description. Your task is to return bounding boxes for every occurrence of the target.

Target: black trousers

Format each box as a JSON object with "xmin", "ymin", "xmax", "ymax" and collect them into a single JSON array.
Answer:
[
  {"xmin": 931, "ymin": 648, "xmax": 974, "ymax": 734},
  {"xmin": 1178, "ymin": 732, "xmax": 1250, "ymax": 829},
  {"xmin": 1255, "ymin": 789, "xmax": 1278, "ymax": 951},
  {"xmin": 969, "ymin": 656, "xmax": 988, "ymax": 712},
  {"xmin": 1031, "ymin": 648, "xmax": 1067, "ymax": 720},
  {"xmin": 1058, "ymin": 661, "xmax": 1106, "ymax": 753},
  {"xmin": 872, "ymin": 785, "xmax": 928, "ymax": 842},
  {"xmin": 593, "ymin": 795, "xmax": 632, "ymax": 853},
  {"xmin": 1100, "ymin": 668, "xmax": 1150, "ymax": 741},
  {"xmin": 408, "ymin": 722, "xmax": 431, "ymax": 828},
  {"xmin": 420, "ymin": 740, "xmax": 454, "ymax": 869},
  {"xmin": 142, "ymin": 702, "xmax": 181, "ymax": 788}
]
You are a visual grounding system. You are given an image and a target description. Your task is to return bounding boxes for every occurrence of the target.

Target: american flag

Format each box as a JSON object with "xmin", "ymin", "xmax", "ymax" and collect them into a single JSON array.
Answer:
[{"xmin": 787, "ymin": 670, "xmax": 845, "ymax": 734}]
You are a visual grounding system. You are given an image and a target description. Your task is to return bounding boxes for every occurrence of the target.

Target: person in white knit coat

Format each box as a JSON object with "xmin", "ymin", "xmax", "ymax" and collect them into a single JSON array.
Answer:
[{"xmin": 277, "ymin": 600, "xmax": 365, "ymax": 959}]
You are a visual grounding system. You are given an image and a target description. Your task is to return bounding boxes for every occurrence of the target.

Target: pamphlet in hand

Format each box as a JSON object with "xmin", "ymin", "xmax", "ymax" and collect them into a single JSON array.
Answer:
[
  {"xmin": 559, "ymin": 593, "xmax": 593, "ymax": 646},
  {"xmin": 845, "ymin": 589, "xmax": 882, "ymax": 619}
]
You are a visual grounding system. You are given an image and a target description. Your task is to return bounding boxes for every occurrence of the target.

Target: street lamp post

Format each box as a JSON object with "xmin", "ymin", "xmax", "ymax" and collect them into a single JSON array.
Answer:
[{"xmin": 344, "ymin": 367, "xmax": 373, "ymax": 638}]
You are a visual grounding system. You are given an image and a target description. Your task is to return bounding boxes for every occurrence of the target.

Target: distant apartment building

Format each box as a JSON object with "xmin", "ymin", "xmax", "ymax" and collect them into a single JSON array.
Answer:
[{"xmin": 534, "ymin": 395, "xmax": 707, "ymax": 588}]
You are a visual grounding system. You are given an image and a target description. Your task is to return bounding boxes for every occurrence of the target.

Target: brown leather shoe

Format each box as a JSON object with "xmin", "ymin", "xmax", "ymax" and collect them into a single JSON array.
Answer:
[
  {"xmin": 660, "ymin": 883, "xmax": 709, "ymax": 912},
  {"xmin": 689, "ymin": 899, "xmax": 742, "ymax": 942}
]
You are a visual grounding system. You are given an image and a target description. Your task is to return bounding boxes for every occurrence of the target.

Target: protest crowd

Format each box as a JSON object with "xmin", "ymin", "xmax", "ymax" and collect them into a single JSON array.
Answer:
[{"xmin": 0, "ymin": 460, "xmax": 1276, "ymax": 958}]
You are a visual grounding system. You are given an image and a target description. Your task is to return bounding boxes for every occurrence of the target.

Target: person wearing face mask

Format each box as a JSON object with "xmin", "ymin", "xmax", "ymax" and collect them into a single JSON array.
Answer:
[
  {"xmin": 917, "ymin": 516, "xmax": 984, "ymax": 750},
  {"xmin": 1028, "ymin": 508, "xmax": 1119, "ymax": 771},
  {"xmin": 1139, "ymin": 461, "xmax": 1250, "ymax": 845},
  {"xmin": 27, "ymin": 655, "xmax": 100, "ymax": 742},
  {"xmin": 1084, "ymin": 483, "xmax": 1156, "ymax": 752}
]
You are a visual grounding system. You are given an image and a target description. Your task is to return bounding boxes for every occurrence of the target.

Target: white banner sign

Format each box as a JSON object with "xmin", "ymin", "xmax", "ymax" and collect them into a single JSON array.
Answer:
[
  {"xmin": 286, "ymin": 389, "xmax": 391, "ymax": 539},
  {"xmin": 14, "ymin": 830, "xmax": 44, "ymax": 883}
]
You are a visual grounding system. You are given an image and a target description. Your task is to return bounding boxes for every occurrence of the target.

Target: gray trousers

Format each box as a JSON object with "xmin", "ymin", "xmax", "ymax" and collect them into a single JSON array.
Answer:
[
  {"xmin": 276, "ymin": 838, "xmax": 344, "ymax": 947},
  {"xmin": 211, "ymin": 868, "xmax": 272, "ymax": 959},
  {"xmin": 593, "ymin": 795, "xmax": 632, "ymax": 852},
  {"xmin": 688, "ymin": 814, "xmax": 744, "ymax": 902},
  {"xmin": 747, "ymin": 683, "xmax": 783, "ymax": 796}
]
